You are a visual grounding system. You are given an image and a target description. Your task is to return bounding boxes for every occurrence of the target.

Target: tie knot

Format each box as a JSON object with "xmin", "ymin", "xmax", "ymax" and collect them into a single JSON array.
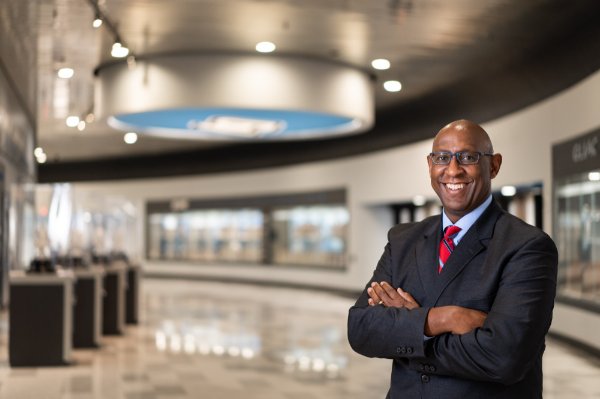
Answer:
[{"xmin": 444, "ymin": 225, "xmax": 461, "ymax": 240}]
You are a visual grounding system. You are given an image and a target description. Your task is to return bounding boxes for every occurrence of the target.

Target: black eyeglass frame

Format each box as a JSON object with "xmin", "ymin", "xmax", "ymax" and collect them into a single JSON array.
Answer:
[{"xmin": 428, "ymin": 151, "xmax": 494, "ymax": 165}]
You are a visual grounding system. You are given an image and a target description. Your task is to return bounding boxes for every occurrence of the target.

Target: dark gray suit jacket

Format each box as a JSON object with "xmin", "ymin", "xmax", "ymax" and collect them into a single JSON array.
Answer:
[{"xmin": 348, "ymin": 201, "xmax": 558, "ymax": 398}]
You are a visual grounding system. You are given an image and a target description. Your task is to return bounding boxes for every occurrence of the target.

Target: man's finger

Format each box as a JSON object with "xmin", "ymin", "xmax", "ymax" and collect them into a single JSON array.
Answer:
[
  {"xmin": 397, "ymin": 287, "xmax": 416, "ymax": 302},
  {"xmin": 381, "ymin": 282, "xmax": 398, "ymax": 297},
  {"xmin": 371, "ymin": 282, "xmax": 391, "ymax": 302}
]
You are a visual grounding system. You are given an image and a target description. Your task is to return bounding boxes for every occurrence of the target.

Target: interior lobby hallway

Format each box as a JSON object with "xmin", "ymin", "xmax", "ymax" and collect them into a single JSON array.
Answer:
[{"xmin": 0, "ymin": 278, "xmax": 599, "ymax": 399}]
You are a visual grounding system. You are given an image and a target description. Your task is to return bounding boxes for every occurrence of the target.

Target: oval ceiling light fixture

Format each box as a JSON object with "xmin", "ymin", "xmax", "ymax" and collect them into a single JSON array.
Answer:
[
  {"xmin": 97, "ymin": 54, "xmax": 374, "ymax": 141},
  {"xmin": 57, "ymin": 67, "xmax": 74, "ymax": 79},
  {"xmin": 383, "ymin": 80, "xmax": 402, "ymax": 92},
  {"xmin": 255, "ymin": 41, "xmax": 276, "ymax": 53},
  {"xmin": 371, "ymin": 58, "xmax": 390, "ymax": 70}
]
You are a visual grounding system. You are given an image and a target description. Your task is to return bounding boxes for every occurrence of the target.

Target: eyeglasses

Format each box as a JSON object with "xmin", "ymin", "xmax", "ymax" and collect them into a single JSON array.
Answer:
[{"xmin": 429, "ymin": 151, "xmax": 494, "ymax": 165}]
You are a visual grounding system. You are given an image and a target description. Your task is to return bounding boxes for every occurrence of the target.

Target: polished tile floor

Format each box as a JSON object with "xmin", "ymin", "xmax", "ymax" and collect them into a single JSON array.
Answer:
[{"xmin": 0, "ymin": 278, "xmax": 599, "ymax": 398}]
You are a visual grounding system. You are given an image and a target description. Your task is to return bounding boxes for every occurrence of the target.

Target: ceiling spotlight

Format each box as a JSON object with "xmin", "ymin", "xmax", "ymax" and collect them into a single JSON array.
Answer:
[
  {"xmin": 383, "ymin": 80, "xmax": 402, "ymax": 92},
  {"xmin": 85, "ymin": 113, "xmax": 95, "ymax": 124},
  {"xmin": 255, "ymin": 41, "xmax": 276, "ymax": 53},
  {"xmin": 66, "ymin": 116, "xmax": 80, "ymax": 127},
  {"xmin": 371, "ymin": 58, "xmax": 391, "ymax": 70},
  {"xmin": 92, "ymin": 16, "xmax": 103, "ymax": 28},
  {"xmin": 111, "ymin": 42, "xmax": 129, "ymax": 58},
  {"xmin": 124, "ymin": 132, "xmax": 138, "ymax": 144},
  {"xmin": 57, "ymin": 67, "xmax": 74, "ymax": 79},
  {"xmin": 77, "ymin": 120, "xmax": 86, "ymax": 131}
]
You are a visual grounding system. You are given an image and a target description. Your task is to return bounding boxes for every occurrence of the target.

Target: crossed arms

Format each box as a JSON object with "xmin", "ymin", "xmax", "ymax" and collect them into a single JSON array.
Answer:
[
  {"xmin": 367, "ymin": 281, "xmax": 487, "ymax": 336},
  {"xmin": 347, "ymin": 232, "xmax": 558, "ymax": 385}
]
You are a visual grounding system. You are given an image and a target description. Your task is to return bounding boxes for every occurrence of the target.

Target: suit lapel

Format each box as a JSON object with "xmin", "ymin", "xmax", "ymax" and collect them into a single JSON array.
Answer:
[{"xmin": 414, "ymin": 218, "xmax": 442, "ymax": 307}]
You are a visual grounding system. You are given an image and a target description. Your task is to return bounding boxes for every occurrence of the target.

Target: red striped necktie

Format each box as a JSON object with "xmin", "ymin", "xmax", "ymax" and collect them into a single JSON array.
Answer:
[{"xmin": 439, "ymin": 225, "xmax": 461, "ymax": 273}]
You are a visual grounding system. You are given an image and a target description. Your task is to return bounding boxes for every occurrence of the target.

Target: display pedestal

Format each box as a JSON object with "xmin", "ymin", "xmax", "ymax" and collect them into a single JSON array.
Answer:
[
  {"xmin": 126, "ymin": 264, "xmax": 141, "ymax": 324},
  {"xmin": 73, "ymin": 267, "xmax": 105, "ymax": 347},
  {"xmin": 102, "ymin": 262, "xmax": 127, "ymax": 335},
  {"xmin": 9, "ymin": 270, "xmax": 75, "ymax": 367}
]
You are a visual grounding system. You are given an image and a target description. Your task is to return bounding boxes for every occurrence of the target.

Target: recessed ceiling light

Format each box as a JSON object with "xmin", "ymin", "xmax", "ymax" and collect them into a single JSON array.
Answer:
[
  {"xmin": 255, "ymin": 41, "xmax": 276, "ymax": 53},
  {"xmin": 371, "ymin": 59, "xmax": 390, "ymax": 70},
  {"xmin": 77, "ymin": 120, "xmax": 86, "ymax": 131},
  {"xmin": 66, "ymin": 116, "xmax": 80, "ymax": 127},
  {"xmin": 383, "ymin": 80, "xmax": 402, "ymax": 92},
  {"xmin": 57, "ymin": 67, "xmax": 74, "ymax": 79},
  {"xmin": 34, "ymin": 147, "xmax": 44, "ymax": 157},
  {"xmin": 124, "ymin": 132, "xmax": 138, "ymax": 144}
]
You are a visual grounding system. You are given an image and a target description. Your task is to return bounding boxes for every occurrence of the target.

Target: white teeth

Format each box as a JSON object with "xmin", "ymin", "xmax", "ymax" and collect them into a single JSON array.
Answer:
[{"xmin": 446, "ymin": 183, "xmax": 464, "ymax": 191}]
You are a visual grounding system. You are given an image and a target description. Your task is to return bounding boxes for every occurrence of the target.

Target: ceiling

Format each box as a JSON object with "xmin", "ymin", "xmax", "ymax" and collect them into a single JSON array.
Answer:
[{"xmin": 4, "ymin": 0, "xmax": 600, "ymax": 181}]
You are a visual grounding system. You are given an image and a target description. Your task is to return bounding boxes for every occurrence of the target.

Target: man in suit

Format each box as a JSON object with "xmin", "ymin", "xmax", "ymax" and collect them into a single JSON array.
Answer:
[{"xmin": 348, "ymin": 120, "xmax": 558, "ymax": 398}]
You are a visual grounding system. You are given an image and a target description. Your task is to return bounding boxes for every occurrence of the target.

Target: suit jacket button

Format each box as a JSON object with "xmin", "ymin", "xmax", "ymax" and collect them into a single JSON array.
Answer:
[
  {"xmin": 419, "ymin": 364, "xmax": 425, "ymax": 371},
  {"xmin": 406, "ymin": 347, "xmax": 413, "ymax": 354},
  {"xmin": 429, "ymin": 365, "xmax": 436, "ymax": 372},
  {"xmin": 421, "ymin": 374, "xmax": 430, "ymax": 383},
  {"xmin": 396, "ymin": 347, "xmax": 401, "ymax": 354}
]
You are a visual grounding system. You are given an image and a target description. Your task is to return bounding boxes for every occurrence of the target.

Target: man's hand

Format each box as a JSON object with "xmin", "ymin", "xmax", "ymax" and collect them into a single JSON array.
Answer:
[
  {"xmin": 425, "ymin": 306, "xmax": 487, "ymax": 336},
  {"xmin": 367, "ymin": 281, "xmax": 420, "ymax": 309}
]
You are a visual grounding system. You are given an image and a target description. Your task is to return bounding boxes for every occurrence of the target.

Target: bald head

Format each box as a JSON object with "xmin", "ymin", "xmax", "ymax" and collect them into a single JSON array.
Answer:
[{"xmin": 434, "ymin": 119, "xmax": 493, "ymax": 153}]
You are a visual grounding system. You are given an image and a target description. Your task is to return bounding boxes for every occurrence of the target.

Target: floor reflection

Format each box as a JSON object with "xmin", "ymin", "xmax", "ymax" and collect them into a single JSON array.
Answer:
[{"xmin": 0, "ymin": 278, "xmax": 598, "ymax": 398}]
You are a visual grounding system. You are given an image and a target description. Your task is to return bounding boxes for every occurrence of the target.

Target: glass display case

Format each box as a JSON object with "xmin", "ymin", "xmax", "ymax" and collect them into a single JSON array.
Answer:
[
  {"xmin": 553, "ymin": 128, "xmax": 600, "ymax": 304},
  {"xmin": 145, "ymin": 189, "xmax": 349, "ymax": 269},
  {"xmin": 271, "ymin": 205, "xmax": 348, "ymax": 268},
  {"xmin": 147, "ymin": 209, "xmax": 263, "ymax": 263}
]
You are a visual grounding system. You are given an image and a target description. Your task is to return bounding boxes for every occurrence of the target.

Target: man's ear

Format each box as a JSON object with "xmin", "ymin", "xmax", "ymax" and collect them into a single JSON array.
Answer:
[{"xmin": 490, "ymin": 153, "xmax": 502, "ymax": 179}]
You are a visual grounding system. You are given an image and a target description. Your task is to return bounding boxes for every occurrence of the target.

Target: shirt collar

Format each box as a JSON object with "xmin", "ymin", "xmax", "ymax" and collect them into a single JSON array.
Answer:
[{"xmin": 442, "ymin": 195, "xmax": 493, "ymax": 245}]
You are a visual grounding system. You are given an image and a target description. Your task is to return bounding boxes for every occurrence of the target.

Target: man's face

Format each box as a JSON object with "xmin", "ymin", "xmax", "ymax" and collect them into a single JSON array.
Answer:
[{"xmin": 427, "ymin": 125, "xmax": 501, "ymax": 223}]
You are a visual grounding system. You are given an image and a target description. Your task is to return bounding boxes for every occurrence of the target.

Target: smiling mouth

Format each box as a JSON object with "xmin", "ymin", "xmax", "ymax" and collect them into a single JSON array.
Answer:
[{"xmin": 444, "ymin": 183, "xmax": 466, "ymax": 191}]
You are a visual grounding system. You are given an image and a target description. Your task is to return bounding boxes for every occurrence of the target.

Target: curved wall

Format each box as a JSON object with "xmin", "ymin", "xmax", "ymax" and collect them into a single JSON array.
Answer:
[{"xmin": 74, "ymin": 67, "xmax": 600, "ymax": 350}]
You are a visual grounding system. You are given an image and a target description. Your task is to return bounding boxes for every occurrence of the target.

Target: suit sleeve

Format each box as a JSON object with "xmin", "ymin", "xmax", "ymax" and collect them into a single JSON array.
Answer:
[
  {"xmin": 347, "ymin": 239, "xmax": 431, "ymax": 359},
  {"xmin": 409, "ymin": 233, "xmax": 558, "ymax": 384}
]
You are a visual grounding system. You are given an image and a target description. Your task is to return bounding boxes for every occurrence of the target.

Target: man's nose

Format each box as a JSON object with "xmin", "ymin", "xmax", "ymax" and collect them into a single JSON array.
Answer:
[{"xmin": 445, "ymin": 157, "xmax": 463, "ymax": 175}]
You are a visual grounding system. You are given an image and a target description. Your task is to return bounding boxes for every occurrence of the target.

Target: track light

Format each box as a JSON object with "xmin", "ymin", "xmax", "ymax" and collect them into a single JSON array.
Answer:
[{"xmin": 111, "ymin": 41, "xmax": 129, "ymax": 58}]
